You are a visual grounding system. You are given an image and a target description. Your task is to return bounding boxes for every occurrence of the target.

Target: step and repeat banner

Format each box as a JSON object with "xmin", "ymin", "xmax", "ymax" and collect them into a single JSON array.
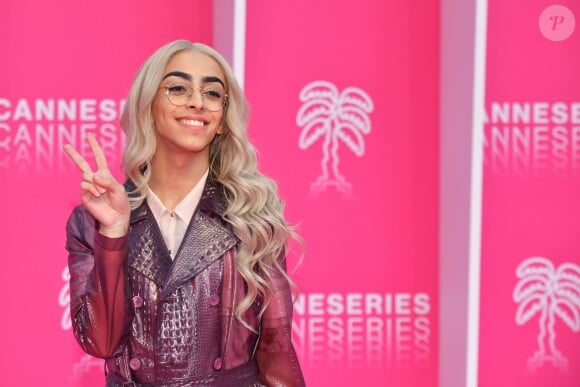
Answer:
[
  {"xmin": 244, "ymin": 1, "xmax": 439, "ymax": 386},
  {"xmin": 481, "ymin": 2, "xmax": 580, "ymax": 387},
  {"xmin": 0, "ymin": 1, "xmax": 213, "ymax": 385},
  {"xmin": 0, "ymin": 1, "xmax": 439, "ymax": 386}
]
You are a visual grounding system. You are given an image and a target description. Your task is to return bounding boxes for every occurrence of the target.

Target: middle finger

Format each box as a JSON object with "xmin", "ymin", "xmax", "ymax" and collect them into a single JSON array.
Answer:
[{"xmin": 87, "ymin": 133, "xmax": 110, "ymax": 172}]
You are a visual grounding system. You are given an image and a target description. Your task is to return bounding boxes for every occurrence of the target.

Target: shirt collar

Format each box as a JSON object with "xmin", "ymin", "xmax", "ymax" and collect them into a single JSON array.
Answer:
[{"xmin": 147, "ymin": 169, "xmax": 209, "ymax": 222}]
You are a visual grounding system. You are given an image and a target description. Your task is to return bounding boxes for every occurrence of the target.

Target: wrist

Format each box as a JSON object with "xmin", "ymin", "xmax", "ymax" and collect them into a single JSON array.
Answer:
[{"xmin": 99, "ymin": 223, "xmax": 129, "ymax": 238}]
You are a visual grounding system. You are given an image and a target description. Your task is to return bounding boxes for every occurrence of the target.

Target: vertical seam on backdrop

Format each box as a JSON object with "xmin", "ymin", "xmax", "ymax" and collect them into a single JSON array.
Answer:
[
  {"xmin": 233, "ymin": 0, "xmax": 247, "ymax": 90},
  {"xmin": 467, "ymin": 0, "xmax": 488, "ymax": 386}
]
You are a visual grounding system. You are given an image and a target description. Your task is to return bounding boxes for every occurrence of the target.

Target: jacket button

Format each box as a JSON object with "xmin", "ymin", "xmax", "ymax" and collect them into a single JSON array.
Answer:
[
  {"xmin": 132, "ymin": 295, "xmax": 144, "ymax": 308},
  {"xmin": 208, "ymin": 294, "xmax": 220, "ymax": 306},
  {"xmin": 129, "ymin": 358, "xmax": 141, "ymax": 371},
  {"xmin": 213, "ymin": 357, "xmax": 223, "ymax": 370}
]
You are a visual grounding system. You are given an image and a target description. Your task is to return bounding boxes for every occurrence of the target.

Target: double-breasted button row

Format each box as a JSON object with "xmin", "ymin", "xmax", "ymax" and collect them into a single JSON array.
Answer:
[
  {"xmin": 133, "ymin": 294, "xmax": 220, "ymax": 308},
  {"xmin": 128, "ymin": 355, "xmax": 222, "ymax": 371}
]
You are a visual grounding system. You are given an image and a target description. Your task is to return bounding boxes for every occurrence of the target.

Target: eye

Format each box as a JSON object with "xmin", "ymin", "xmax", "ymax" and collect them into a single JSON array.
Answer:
[
  {"xmin": 166, "ymin": 84, "xmax": 189, "ymax": 95},
  {"xmin": 202, "ymin": 89, "xmax": 223, "ymax": 100}
]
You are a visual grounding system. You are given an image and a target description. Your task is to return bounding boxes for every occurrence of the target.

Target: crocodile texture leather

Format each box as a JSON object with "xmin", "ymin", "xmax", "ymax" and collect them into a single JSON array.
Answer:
[{"xmin": 66, "ymin": 179, "xmax": 305, "ymax": 386}]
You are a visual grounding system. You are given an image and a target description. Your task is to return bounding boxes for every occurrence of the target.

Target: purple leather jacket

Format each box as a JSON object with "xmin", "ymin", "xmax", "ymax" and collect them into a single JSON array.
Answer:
[{"xmin": 66, "ymin": 180, "xmax": 305, "ymax": 386}]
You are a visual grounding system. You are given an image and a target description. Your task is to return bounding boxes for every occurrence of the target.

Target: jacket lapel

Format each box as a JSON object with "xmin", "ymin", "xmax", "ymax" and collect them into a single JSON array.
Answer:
[
  {"xmin": 160, "ymin": 210, "xmax": 237, "ymax": 301},
  {"xmin": 159, "ymin": 179, "xmax": 238, "ymax": 301},
  {"xmin": 126, "ymin": 202, "xmax": 173, "ymax": 287}
]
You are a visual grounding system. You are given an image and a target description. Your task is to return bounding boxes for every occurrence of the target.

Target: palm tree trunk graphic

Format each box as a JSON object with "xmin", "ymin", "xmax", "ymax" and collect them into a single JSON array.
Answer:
[
  {"xmin": 529, "ymin": 300, "xmax": 567, "ymax": 371},
  {"xmin": 533, "ymin": 307, "xmax": 548, "ymax": 364},
  {"xmin": 312, "ymin": 118, "xmax": 350, "ymax": 195},
  {"xmin": 330, "ymin": 118, "xmax": 346, "ymax": 187},
  {"xmin": 321, "ymin": 122, "xmax": 331, "ymax": 180}
]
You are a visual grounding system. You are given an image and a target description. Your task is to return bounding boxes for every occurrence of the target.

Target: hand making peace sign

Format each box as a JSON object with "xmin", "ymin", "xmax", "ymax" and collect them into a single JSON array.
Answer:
[{"xmin": 64, "ymin": 133, "xmax": 131, "ymax": 238}]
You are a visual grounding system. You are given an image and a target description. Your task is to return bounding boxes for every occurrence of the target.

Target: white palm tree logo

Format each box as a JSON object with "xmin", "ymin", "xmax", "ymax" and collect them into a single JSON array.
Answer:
[
  {"xmin": 296, "ymin": 80, "xmax": 373, "ymax": 196},
  {"xmin": 513, "ymin": 256, "xmax": 580, "ymax": 372}
]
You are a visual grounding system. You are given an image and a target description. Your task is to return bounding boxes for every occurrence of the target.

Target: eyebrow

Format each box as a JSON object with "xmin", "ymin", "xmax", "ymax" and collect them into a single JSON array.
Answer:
[{"xmin": 162, "ymin": 71, "xmax": 225, "ymax": 88}]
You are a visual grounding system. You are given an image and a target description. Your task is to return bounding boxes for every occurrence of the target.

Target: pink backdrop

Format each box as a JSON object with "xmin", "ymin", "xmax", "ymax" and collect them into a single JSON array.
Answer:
[
  {"xmin": 481, "ymin": 1, "xmax": 580, "ymax": 386},
  {"xmin": 244, "ymin": 1, "xmax": 439, "ymax": 386},
  {"xmin": 0, "ymin": 1, "xmax": 439, "ymax": 386},
  {"xmin": 0, "ymin": 1, "xmax": 213, "ymax": 385}
]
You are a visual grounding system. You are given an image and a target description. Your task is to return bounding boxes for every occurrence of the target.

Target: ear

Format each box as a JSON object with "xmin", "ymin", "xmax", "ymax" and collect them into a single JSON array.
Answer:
[{"xmin": 216, "ymin": 125, "xmax": 224, "ymax": 135}]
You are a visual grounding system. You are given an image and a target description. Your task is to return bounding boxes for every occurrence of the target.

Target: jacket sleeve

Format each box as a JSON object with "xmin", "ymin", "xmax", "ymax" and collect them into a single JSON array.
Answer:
[
  {"xmin": 65, "ymin": 205, "xmax": 131, "ymax": 359},
  {"xmin": 256, "ymin": 257, "xmax": 306, "ymax": 387}
]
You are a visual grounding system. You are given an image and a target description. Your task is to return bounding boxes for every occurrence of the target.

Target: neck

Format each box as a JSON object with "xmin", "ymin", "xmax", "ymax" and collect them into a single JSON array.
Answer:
[{"xmin": 149, "ymin": 152, "xmax": 209, "ymax": 210}]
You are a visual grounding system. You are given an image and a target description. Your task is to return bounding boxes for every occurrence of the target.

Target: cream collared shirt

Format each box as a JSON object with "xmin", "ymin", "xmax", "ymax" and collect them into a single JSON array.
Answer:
[{"xmin": 147, "ymin": 170, "xmax": 209, "ymax": 259}]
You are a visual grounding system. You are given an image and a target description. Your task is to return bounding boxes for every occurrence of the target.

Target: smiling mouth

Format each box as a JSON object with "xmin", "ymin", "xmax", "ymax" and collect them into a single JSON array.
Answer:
[{"xmin": 179, "ymin": 118, "xmax": 206, "ymax": 127}]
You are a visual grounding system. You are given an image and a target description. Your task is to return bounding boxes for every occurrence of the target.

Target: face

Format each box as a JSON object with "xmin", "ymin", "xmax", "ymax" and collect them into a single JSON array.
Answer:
[{"xmin": 151, "ymin": 50, "xmax": 226, "ymax": 160}]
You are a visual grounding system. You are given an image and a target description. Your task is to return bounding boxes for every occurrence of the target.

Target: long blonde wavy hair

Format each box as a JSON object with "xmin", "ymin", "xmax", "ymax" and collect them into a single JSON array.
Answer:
[{"xmin": 119, "ymin": 40, "xmax": 301, "ymax": 328}]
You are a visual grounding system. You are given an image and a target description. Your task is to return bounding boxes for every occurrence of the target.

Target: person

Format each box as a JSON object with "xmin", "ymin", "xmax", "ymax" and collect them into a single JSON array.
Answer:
[{"xmin": 64, "ymin": 39, "xmax": 305, "ymax": 387}]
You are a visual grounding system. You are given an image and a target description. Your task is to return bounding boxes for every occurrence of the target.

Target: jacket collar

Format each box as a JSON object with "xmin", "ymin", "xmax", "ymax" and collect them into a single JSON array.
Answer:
[
  {"xmin": 124, "ymin": 177, "xmax": 238, "ymax": 299},
  {"xmin": 126, "ymin": 178, "xmax": 229, "ymax": 225}
]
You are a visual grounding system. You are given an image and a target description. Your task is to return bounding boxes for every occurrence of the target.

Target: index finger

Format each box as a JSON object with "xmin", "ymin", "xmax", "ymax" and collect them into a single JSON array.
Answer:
[
  {"xmin": 63, "ymin": 143, "xmax": 93, "ymax": 173},
  {"xmin": 87, "ymin": 133, "xmax": 110, "ymax": 171}
]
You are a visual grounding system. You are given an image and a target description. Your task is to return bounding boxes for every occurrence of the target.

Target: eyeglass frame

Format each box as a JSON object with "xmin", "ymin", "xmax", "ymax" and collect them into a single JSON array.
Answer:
[{"xmin": 161, "ymin": 83, "xmax": 229, "ymax": 112}]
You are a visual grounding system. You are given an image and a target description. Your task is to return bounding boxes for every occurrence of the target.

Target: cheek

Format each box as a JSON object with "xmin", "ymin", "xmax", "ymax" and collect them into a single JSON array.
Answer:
[
  {"xmin": 214, "ymin": 112, "xmax": 225, "ymax": 133},
  {"xmin": 152, "ymin": 100, "xmax": 174, "ymax": 127}
]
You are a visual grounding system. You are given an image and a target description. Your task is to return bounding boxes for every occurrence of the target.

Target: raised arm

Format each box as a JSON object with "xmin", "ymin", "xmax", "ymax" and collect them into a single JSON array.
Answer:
[
  {"xmin": 63, "ymin": 133, "xmax": 130, "ymax": 238},
  {"xmin": 64, "ymin": 134, "xmax": 132, "ymax": 358}
]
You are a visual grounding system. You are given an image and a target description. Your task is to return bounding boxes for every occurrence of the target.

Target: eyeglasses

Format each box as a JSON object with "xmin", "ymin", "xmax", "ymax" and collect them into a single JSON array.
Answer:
[{"xmin": 163, "ymin": 83, "xmax": 228, "ymax": 112}]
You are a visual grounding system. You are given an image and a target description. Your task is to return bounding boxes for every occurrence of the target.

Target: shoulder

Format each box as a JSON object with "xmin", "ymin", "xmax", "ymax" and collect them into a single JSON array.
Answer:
[{"xmin": 199, "ymin": 178, "xmax": 229, "ymax": 216}]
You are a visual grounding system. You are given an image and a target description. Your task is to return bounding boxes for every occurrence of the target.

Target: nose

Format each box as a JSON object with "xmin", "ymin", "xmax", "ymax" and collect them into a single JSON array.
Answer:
[{"xmin": 187, "ymin": 88, "xmax": 204, "ymax": 109}]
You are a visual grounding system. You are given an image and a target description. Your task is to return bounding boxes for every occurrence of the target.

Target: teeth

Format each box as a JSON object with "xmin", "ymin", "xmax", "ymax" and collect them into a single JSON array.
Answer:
[{"xmin": 181, "ymin": 119, "xmax": 204, "ymax": 126}]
